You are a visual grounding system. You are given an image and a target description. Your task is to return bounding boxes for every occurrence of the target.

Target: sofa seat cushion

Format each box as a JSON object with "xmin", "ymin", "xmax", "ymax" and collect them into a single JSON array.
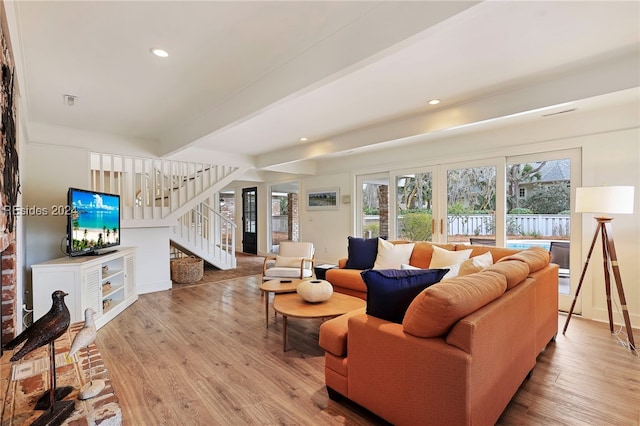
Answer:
[
  {"xmin": 497, "ymin": 246, "xmax": 550, "ymax": 273},
  {"xmin": 326, "ymin": 268, "xmax": 367, "ymax": 293},
  {"xmin": 403, "ymin": 271, "xmax": 508, "ymax": 338},
  {"xmin": 363, "ymin": 269, "xmax": 449, "ymax": 323},
  {"xmin": 485, "ymin": 260, "xmax": 530, "ymax": 290},
  {"xmin": 319, "ymin": 307, "xmax": 366, "ymax": 356}
]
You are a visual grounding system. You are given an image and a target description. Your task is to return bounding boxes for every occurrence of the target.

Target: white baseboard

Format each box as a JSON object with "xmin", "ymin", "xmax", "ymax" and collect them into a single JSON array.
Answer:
[{"xmin": 137, "ymin": 279, "xmax": 172, "ymax": 294}]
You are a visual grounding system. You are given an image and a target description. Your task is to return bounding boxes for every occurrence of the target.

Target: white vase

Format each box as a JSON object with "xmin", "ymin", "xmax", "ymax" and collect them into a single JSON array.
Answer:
[{"xmin": 297, "ymin": 279, "xmax": 333, "ymax": 303}]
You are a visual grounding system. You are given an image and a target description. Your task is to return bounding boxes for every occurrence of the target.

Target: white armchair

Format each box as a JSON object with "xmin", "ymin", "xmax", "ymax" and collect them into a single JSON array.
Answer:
[{"xmin": 262, "ymin": 241, "xmax": 315, "ymax": 281}]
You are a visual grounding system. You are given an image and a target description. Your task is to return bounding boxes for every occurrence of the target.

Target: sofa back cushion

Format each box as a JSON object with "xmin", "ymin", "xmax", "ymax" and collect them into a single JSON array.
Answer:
[
  {"xmin": 454, "ymin": 244, "xmax": 520, "ymax": 262},
  {"xmin": 402, "ymin": 271, "xmax": 507, "ymax": 337},
  {"xmin": 362, "ymin": 268, "xmax": 449, "ymax": 324},
  {"xmin": 497, "ymin": 246, "xmax": 551, "ymax": 273},
  {"xmin": 485, "ymin": 260, "xmax": 530, "ymax": 290}
]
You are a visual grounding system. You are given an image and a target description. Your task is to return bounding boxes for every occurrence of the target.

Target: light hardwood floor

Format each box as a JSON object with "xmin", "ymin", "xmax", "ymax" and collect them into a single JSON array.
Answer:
[{"xmin": 96, "ymin": 275, "xmax": 640, "ymax": 425}]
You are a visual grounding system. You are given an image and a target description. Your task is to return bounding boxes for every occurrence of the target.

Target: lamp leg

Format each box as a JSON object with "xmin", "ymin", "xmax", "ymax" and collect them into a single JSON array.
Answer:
[
  {"xmin": 601, "ymin": 226, "xmax": 615, "ymax": 334},
  {"xmin": 602, "ymin": 222, "xmax": 636, "ymax": 351},
  {"xmin": 564, "ymin": 219, "xmax": 636, "ymax": 352},
  {"xmin": 563, "ymin": 222, "xmax": 602, "ymax": 334}
]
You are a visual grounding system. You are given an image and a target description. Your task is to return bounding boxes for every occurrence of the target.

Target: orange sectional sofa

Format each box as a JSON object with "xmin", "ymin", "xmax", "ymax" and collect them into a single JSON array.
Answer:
[
  {"xmin": 319, "ymin": 242, "xmax": 558, "ymax": 426},
  {"xmin": 325, "ymin": 241, "xmax": 522, "ymax": 300}
]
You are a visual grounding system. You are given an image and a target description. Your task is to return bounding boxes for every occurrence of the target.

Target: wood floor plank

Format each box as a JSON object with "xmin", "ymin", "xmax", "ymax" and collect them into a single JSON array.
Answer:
[{"xmin": 96, "ymin": 276, "xmax": 640, "ymax": 425}]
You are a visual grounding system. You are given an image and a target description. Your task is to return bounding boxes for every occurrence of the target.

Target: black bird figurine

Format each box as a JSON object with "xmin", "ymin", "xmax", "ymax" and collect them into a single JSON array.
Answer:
[{"xmin": 3, "ymin": 290, "xmax": 71, "ymax": 362}]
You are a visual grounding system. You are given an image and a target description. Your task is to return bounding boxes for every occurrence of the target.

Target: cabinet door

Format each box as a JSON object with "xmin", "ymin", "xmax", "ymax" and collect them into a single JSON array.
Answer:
[
  {"xmin": 124, "ymin": 253, "xmax": 136, "ymax": 298},
  {"xmin": 32, "ymin": 269, "xmax": 81, "ymax": 323},
  {"xmin": 83, "ymin": 266, "xmax": 103, "ymax": 318}
]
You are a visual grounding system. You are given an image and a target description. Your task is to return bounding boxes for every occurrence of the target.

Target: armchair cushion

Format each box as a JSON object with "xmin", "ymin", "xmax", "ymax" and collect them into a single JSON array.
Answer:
[
  {"xmin": 274, "ymin": 256, "xmax": 305, "ymax": 268},
  {"xmin": 263, "ymin": 266, "xmax": 313, "ymax": 279}
]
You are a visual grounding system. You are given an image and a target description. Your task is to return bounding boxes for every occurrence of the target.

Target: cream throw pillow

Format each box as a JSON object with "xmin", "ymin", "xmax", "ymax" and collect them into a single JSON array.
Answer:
[
  {"xmin": 429, "ymin": 245, "xmax": 472, "ymax": 268},
  {"xmin": 274, "ymin": 256, "xmax": 304, "ymax": 268},
  {"xmin": 373, "ymin": 238, "xmax": 415, "ymax": 269},
  {"xmin": 442, "ymin": 251, "xmax": 494, "ymax": 279}
]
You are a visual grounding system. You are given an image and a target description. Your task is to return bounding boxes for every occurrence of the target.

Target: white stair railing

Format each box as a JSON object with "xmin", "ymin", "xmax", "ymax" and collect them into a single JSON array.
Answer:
[
  {"xmin": 90, "ymin": 152, "xmax": 242, "ymax": 270},
  {"xmin": 90, "ymin": 152, "xmax": 239, "ymax": 221},
  {"xmin": 171, "ymin": 202, "xmax": 237, "ymax": 269}
]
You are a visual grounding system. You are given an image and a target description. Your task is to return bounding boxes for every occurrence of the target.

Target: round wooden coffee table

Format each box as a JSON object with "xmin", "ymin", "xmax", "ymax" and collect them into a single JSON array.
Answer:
[
  {"xmin": 273, "ymin": 292, "xmax": 366, "ymax": 351},
  {"xmin": 259, "ymin": 279, "xmax": 302, "ymax": 327}
]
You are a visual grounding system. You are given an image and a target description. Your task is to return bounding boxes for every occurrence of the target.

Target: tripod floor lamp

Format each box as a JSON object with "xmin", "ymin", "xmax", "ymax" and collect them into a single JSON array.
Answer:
[{"xmin": 563, "ymin": 185, "xmax": 636, "ymax": 351}]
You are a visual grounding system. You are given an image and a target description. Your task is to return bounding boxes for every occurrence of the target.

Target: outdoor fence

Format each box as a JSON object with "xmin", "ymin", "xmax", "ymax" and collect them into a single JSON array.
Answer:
[{"xmin": 364, "ymin": 214, "xmax": 570, "ymax": 238}]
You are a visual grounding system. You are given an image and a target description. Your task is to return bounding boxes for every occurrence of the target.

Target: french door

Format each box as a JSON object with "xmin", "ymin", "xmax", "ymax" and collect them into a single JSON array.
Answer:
[
  {"xmin": 357, "ymin": 149, "xmax": 579, "ymax": 312},
  {"xmin": 506, "ymin": 149, "xmax": 580, "ymax": 312},
  {"xmin": 242, "ymin": 187, "xmax": 257, "ymax": 254}
]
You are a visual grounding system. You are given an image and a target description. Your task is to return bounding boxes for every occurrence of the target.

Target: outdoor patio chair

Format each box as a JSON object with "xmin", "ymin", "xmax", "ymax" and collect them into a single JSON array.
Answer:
[
  {"xmin": 469, "ymin": 238, "xmax": 496, "ymax": 246},
  {"xmin": 549, "ymin": 241, "xmax": 570, "ymax": 279}
]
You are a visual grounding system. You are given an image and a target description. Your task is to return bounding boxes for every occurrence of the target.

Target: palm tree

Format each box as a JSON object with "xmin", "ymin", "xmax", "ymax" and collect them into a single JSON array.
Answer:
[{"xmin": 73, "ymin": 220, "xmax": 79, "ymax": 243}]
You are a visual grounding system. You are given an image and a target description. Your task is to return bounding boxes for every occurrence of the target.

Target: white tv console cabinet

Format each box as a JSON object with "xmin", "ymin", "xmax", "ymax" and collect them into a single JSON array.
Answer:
[{"xmin": 32, "ymin": 247, "xmax": 137, "ymax": 330}]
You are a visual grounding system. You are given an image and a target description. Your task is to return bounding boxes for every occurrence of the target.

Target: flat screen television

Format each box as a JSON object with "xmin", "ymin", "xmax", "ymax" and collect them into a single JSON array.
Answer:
[{"xmin": 67, "ymin": 187, "xmax": 121, "ymax": 256}]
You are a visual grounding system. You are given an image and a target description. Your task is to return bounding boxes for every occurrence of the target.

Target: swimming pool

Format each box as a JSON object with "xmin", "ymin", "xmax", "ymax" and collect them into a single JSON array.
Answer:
[
  {"xmin": 507, "ymin": 240, "xmax": 551, "ymax": 250},
  {"xmin": 506, "ymin": 240, "xmax": 551, "ymax": 250}
]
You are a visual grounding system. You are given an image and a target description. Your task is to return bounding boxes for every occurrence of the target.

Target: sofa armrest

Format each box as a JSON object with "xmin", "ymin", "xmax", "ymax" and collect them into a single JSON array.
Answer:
[
  {"xmin": 318, "ymin": 307, "xmax": 366, "ymax": 356},
  {"xmin": 346, "ymin": 314, "xmax": 471, "ymax": 426}
]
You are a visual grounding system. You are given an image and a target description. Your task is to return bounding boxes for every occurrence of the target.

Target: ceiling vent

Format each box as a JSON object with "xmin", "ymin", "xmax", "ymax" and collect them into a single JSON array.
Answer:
[{"xmin": 542, "ymin": 108, "xmax": 576, "ymax": 117}]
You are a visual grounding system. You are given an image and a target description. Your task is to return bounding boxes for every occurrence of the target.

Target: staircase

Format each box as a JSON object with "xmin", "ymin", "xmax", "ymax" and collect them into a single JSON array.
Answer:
[{"xmin": 90, "ymin": 153, "xmax": 245, "ymax": 269}]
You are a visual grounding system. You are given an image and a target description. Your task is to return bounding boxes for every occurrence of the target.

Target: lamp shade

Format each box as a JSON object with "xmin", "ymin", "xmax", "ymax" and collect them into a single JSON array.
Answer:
[{"xmin": 575, "ymin": 186, "xmax": 634, "ymax": 214}]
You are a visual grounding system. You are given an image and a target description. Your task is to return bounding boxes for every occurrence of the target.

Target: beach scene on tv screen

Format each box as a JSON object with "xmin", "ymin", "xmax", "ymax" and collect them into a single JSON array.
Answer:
[{"xmin": 70, "ymin": 191, "xmax": 119, "ymax": 252}]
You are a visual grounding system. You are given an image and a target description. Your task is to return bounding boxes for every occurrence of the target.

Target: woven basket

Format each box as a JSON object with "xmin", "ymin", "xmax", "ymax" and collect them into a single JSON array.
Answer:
[{"xmin": 171, "ymin": 256, "xmax": 204, "ymax": 283}]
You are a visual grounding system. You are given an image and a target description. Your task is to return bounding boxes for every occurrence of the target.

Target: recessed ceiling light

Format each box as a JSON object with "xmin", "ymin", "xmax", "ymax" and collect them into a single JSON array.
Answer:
[
  {"xmin": 300, "ymin": 137, "xmax": 308, "ymax": 142},
  {"xmin": 150, "ymin": 48, "xmax": 169, "ymax": 58},
  {"xmin": 428, "ymin": 99, "xmax": 440, "ymax": 105}
]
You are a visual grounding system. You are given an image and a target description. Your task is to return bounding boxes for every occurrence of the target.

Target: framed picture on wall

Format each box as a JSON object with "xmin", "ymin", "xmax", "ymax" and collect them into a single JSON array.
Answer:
[{"xmin": 307, "ymin": 188, "xmax": 339, "ymax": 210}]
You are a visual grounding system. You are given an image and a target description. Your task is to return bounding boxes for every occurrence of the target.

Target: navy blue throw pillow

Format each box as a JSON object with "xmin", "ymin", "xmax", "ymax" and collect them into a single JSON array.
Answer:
[
  {"xmin": 362, "ymin": 268, "xmax": 449, "ymax": 324},
  {"xmin": 345, "ymin": 237, "xmax": 379, "ymax": 270}
]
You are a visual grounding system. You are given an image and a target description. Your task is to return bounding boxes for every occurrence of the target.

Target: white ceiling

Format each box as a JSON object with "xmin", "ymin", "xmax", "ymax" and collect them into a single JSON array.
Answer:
[{"xmin": 8, "ymin": 1, "xmax": 640, "ymax": 172}]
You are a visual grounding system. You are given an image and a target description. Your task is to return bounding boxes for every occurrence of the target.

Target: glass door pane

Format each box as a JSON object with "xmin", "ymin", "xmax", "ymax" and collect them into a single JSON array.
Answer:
[
  {"xmin": 396, "ymin": 171, "xmax": 433, "ymax": 241},
  {"xmin": 358, "ymin": 174, "xmax": 390, "ymax": 238},
  {"xmin": 270, "ymin": 182, "xmax": 299, "ymax": 253},
  {"xmin": 446, "ymin": 165, "xmax": 497, "ymax": 244},
  {"xmin": 506, "ymin": 149, "xmax": 580, "ymax": 313}
]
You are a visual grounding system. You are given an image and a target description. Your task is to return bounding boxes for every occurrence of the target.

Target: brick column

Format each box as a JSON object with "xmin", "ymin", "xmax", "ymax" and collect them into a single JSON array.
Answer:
[{"xmin": 288, "ymin": 193, "xmax": 299, "ymax": 242}]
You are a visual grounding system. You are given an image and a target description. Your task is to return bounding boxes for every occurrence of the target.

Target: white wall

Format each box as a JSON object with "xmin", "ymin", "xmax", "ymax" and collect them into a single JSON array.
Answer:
[
  {"xmin": 23, "ymin": 144, "xmax": 88, "ymax": 306},
  {"xmin": 121, "ymin": 227, "xmax": 172, "ymax": 294},
  {"xmin": 22, "ymin": 143, "xmax": 172, "ymax": 318}
]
